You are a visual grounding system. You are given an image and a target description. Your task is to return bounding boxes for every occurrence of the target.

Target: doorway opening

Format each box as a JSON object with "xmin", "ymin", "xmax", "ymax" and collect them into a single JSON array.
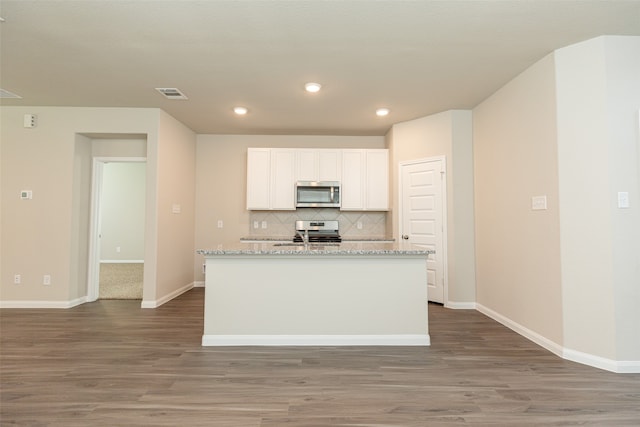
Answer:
[{"xmin": 88, "ymin": 158, "xmax": 146, "ymax": 301}]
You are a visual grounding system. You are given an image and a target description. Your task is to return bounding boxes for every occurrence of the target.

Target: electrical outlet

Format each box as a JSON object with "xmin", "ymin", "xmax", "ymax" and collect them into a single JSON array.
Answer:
[
  {"xmin": 14, "ymin": 274, "xmax": 21, "ymax": 284},
  {"xmin": 357, "ymin": 221, "xmax": 363, "ymax": 230},
  {"xmin": 43, "ymin": 275, "xmax": 51, "ymax": 286},
  {"xmin": 253, "ymin": 221, "xmax": 259, "ymax": 229},
  {"xmin": 217, "ymin": 220, "xmax": 223, "ymax": 228},
  {"xmin": 261, "ymin": 221, "xmax": 267, "ymax": 229},
  {"xmin": 116, "ymin": 246, "xmax": 121, "ymax": 253}
]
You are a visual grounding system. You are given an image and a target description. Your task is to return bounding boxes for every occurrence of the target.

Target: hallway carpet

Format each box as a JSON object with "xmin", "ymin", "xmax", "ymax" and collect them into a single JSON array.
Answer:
[{"xmin": 99, "ymin": 262, "xmax": 143, "ymax": 299}]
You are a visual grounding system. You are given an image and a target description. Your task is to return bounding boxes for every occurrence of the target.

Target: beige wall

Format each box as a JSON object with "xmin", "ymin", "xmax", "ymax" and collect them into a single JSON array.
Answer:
[
  {"xmin": 555, "ymin": 36, "xmax": 640, "ymax": 362},
  {"xmin": 388, "ymin": 110, "xmax": 476, "ymax": 305},
  {"xmin": 154, "ymin": 110, "xmax": 197, "ymax": 301},
  {"xmin": 0, "ymin": 106, "xmax": 196, "ymax": 308},
  {"xmin": 1, "ymin": 107, "xmax": 157, "ymax": 304},
  {"xmin": 473, "ymin": 53, "xmax": 564, "ymax": 345},
  {"xmin": 194, "ymin": 134, "xmax": 385, "ymax": 281},
  {"xmin": 69, "ymin": 134, "xmax": 92, "ymax": 301}
]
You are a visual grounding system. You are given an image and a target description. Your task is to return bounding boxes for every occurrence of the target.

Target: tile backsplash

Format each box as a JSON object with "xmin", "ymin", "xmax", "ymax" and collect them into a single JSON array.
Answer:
[{"xmin": 248, "ymin": 209, "xmax": 388, "ymax": 238}]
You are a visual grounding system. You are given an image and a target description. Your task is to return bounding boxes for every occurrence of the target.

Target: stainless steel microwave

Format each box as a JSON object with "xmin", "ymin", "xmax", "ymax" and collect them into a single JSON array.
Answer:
[{"xmin": 295, "ymin": 181, "xmax": 341, "ymax": 208}]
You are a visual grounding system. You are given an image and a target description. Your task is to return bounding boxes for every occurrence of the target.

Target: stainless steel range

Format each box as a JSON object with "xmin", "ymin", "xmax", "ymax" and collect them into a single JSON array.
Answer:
[{"xmin": 293, "ymin": 220, "xmax": 342, "ymax": 243}]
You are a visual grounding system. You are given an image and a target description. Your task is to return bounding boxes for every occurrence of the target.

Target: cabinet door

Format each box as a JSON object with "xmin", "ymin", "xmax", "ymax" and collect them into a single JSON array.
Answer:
[
  {"xmin": 271, "ymin": 149, "xmax": 296, "ymax": 210},
  {"xmin": 317, "ymin": 150, "xmax": 342, "ymax": 181},
  {"xmin": 340, "ymin": 150, "xmax": 365, "ymax": 210},
  {"xmin": 365, "ymin": 149, "xmax": 389, "ymax": 210},
  {"xmin": 295, "ymin": 150, "xmax": 318, "ymax": 182},
  {"xmin": 246, "ymin": 148, "xmax": 271, "ymax": 210}
]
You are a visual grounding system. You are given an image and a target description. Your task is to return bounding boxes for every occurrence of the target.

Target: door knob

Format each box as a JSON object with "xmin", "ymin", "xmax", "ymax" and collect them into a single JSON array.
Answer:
[{"xmin": 402, "ymin": 235, "xmax": 409, "ymax": 240}]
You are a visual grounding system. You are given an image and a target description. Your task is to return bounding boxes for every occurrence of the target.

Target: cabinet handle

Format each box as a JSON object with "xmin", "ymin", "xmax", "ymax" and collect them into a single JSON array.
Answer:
[{"xmin": 402, "ymin": 235, "xmax": 409, "ymax": 240}]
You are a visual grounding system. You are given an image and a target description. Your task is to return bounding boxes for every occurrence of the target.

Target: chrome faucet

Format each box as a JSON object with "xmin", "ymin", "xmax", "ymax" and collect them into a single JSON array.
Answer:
[{"xmin": 296, "ymin": 229, "xmax": 309, "ymax": 245}]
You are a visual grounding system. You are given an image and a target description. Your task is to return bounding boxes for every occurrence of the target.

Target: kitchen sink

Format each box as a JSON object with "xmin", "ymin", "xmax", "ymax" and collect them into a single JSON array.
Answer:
[{"xmin": 273, "ymin": 243, "xmax": 340, "ymax": 247}]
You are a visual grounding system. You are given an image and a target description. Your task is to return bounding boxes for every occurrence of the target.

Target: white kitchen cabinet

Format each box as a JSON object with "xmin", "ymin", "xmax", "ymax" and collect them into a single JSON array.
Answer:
[
  {"xmin": 317, "ymin": 150, "xmax": 342, "ymax": 181},
  {"xmin": 270, "ymin": 149, "xmax": 296, "ymax": 210},
  {"xmin": 341, "ymin": 149, "xmax": 388, "ymax": 211},
  {"xmin": 246, "ymin": 148, "xmax": 271, "ymax": 210},
  {"xmin": 340, "ymin": 150, "xmax": 365, "ymax": 210},
  {"xmin": 249, "ymin": 147, "xmax": 386, "ymax": 211},
  {"xmin": 295, "ymin": 149, "xmax": 341, "ymax": 182},
  {"xmin": 246, "ymin": 148, "xmax": 295, "ymax": 210},
  {"xmin": 365, "ymin": 149, "xmax": 389, "ymax": 210}
]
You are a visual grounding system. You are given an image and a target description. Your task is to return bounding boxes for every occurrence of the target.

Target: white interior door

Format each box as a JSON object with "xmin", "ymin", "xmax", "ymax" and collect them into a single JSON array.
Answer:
[{"xmin": 400, "ymin": 158, "xmax": 445, "ymax": 304}]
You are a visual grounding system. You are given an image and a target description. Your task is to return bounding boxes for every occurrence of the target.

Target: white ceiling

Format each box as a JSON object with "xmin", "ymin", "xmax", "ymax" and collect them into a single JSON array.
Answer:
[{"xmin": 1, "ymin": 0, "xmax": 639, "ymax": 136}]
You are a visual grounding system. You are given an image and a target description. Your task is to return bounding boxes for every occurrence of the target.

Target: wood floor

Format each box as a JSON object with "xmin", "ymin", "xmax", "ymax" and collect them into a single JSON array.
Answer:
[{"xmin": 1, "ymin": 288, "xmax": 639, "ymax": 426}]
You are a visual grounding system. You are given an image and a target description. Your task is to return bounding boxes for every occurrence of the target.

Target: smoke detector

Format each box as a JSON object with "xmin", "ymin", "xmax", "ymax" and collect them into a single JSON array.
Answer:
[{"xmin": 155, "ymin": 88, "xmax": 188, "ymax": 100}]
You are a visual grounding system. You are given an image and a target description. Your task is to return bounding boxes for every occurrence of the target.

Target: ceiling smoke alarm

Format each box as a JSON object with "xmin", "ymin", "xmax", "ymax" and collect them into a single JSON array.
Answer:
[{"xmin": 155, "ymin": 87, "xmax": 188, "ymax": 100}]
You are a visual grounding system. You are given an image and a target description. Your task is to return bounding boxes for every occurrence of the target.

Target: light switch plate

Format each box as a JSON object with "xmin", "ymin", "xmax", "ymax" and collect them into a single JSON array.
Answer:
[
  {"xmin": 531, "ymin": 195, "xmax": 547, "ymax": 211},
  {"xmin": 618, "ymin": 192, "xmax": 630, "ymax": 208},
  {"xmin": 172, "ymin": 203, "xmax": 181, "ymax": 214}
]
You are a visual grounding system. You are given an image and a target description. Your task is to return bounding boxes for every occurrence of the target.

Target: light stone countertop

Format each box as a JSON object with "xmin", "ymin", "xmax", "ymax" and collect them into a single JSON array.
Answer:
[
  {"xmin": 198, "ymin": 241, "xmax": 433, "ymax": 256},
  {"xmin": 239, "ymin": 236, "xmax": 395, "ymax": 242}
]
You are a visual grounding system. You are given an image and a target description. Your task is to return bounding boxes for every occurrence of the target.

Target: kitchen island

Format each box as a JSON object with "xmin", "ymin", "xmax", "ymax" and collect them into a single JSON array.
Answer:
[{"xmin": 197, "ymin": 241, "xmax": 434, "ymax": 346}]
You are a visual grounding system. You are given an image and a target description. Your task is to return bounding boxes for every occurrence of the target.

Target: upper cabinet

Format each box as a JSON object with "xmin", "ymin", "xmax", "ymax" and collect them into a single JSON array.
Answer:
[
  {"xmin": 246, "ymin": 148, "xmax": 296, "ymax": 210},
  {"xmin": 295, "ymin": 149, "xmax": 341, "ymax": 182},
  {"xmin": 364, "ymin": 149, "xmax": 389, "ymax": 211},
  {"xmin": 340, "ymin": 150, "xmax": 365, "ymax": 210},
  {"xmin": 246, "ymin": 148, "xmax": 271, "ymax": 209},
  {"xmin": 247, "ymin": 147, "xmax": 388, "ymax": 211},
  {"xmin": 341, "ymin": 149, "xmax": 389, "ymax": 211}
]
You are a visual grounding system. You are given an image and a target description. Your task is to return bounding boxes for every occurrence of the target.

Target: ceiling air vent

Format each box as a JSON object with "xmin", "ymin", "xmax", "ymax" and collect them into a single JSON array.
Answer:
[
  {"xmin": 155, "ymin": 87, "xmax": 188, "ymax": 100},
  {"xmin": 0, "ymin": 88, "xmax": 22, "ymax": 99}
]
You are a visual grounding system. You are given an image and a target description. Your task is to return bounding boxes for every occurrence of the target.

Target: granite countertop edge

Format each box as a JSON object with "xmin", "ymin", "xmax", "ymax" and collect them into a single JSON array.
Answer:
[
  {"xmin": 240, "ymin": 236, "xmax": 395, "ymax": 242},
  {"xmin": 198, "ymin": 241, "xmax": 433, "ymax": 256}
]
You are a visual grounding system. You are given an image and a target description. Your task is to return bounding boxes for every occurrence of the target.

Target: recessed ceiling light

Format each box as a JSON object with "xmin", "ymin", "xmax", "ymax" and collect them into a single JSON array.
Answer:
[
  {"xmin": 234, "ymin": 106, "xmax": 248, "ymax": 115},
  {"xmin": 376, "ymin": 108, "xmax": 390, "ymax": 117},
  {"xmin": 304, "ymin": 82, "xmax": 322, "ymax": 93}
]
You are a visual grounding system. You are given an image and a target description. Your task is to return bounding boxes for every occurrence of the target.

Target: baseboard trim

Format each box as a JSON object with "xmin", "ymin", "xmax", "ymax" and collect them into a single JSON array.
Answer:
[
  {"xmin": 141, "ymin": 282, "xmax": 194, "ymax": 309},
  {"xmin": 202, "ymin": 334, "xmax": 431, "ymax": 346},
  {"xmin": 476, "ymin": 303, "xmax": 640, "ymax": 373},
  {"xmin": 446, "ymin": 301, "xmax": 476, "ymax": 309},
  {"xmin": 563, "ymin": 348, "xmax": 640, "ymax": 373},
  {"xmin": 476, "ymin": 303, "xmax": 564, "ymax": 357},
  {"xmin": 0, "ymin": 296, "xmax": 87, "ymax": 309},
  {"xmin": 193, "ymin": 281, "xmax": 205, "ymax": 288}
]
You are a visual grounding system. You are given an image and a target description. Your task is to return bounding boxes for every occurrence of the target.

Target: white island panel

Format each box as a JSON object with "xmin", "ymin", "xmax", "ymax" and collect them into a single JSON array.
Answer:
[{"xmin": 202, "ymin": 254, "xmax": 429, "ymax": 346}]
